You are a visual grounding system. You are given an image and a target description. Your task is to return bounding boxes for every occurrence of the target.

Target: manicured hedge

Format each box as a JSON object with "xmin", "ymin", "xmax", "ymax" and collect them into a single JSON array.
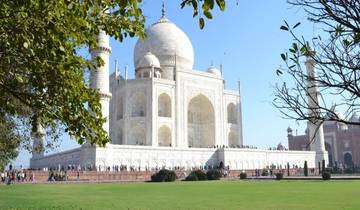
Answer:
[
  {"xmin": 275, "ymin": 173, "xmax": 283, "ymax": 180},
  {"xmin": 322, "ymin": 171, "xmax": 331, "ymax": 180},
  {"xmin": 206, "ymin": 169, "xmax": 222, "ymax": 180},
  {"xmin": 239, "ymin": 172, "xmax": 247, "ymax": 179},
  {"xmin": 151, "ymin": 169, "xmax": 176, "ymax": 182},
  {"xmin": 185, "ymin": 170, "xmax": 207, "ymax": 181}
]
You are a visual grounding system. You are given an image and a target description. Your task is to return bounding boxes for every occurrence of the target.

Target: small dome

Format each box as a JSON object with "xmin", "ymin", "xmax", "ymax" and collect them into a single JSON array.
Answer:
[
  {"xmin": 206, "ymin": 66, "xmax": 221, "ymax": 76},
  {"xmin": 137, "ymin": 52, "xmax": 161, "ymax": 69},
  {"xmin": 277, "ymin": 143, "xmax": 286, "ymax": 150},
  {"xmin": 287, "ymin": 126, "xmax": 293, "ymax": 133}
]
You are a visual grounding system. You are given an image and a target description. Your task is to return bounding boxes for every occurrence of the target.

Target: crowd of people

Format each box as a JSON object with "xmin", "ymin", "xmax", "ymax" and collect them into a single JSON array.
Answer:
[{"xmin": 1, "ymin": 168, "xmax": 36, "ymax": 185}]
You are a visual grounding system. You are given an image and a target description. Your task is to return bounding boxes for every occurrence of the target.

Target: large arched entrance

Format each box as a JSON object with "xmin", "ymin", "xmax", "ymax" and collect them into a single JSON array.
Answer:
[{"xmin": 187, "ymin": 94, "xmax": 215, "ymax": 148}]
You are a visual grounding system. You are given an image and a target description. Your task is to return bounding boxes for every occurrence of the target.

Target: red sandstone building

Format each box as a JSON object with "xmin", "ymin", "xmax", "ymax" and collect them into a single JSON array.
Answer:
[{"xmin": 288, "ymin": 113, "xmax": 360, "ymax": 168}]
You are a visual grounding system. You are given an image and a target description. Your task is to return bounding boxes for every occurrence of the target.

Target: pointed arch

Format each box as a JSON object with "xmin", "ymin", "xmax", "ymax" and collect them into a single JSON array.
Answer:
[
  {"xmin": 187, "ymin": 94, "xmax": 215, "ymax": 148},
  {"xmin": 158, "ymin": 125, "xmax": 171, "ymax": 147},
  {"xmin": 128, "ymin": 125, "xmax": 146, "ymax": 145},
  {"xmin": 116, "ymin": 97, "xmax": 123, "ymax": 120},
  {"xmin": 158, "ymin": 93, "xmax": 171, "ymax": 117},
  {"xmin": 131, "ymin": 92, "xmax": 146, "ymax": 117},
  {"xmin": 227, "ymin": 103, "xmax": 237, "ymax": 124}
]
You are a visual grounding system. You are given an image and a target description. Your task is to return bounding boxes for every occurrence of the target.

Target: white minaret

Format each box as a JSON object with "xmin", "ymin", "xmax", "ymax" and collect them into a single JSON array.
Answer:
[
  {"xmin": 90, "ymin": 30, "xmax": 112, "ymax": 134},
  {"xmin": 305, "ymin": 51, "xmax": 328, "ymax": 166},
  {"xmin": 30, "ymin": 118, "xmax": 45, "ymax": 168},
  {"xmin": 31, "ymin": 121, "xmax": 45, "ymax": 159}
]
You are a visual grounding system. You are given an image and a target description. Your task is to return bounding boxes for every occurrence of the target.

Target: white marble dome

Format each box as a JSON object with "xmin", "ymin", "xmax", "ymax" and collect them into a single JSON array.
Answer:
[
  {"xmin": 206, "ymin": 66, "xmax": 221, "ymax": 76},
  {"xmin": 134, "ymin": 17, "xmax": 194, "ymax": 70},
  {"xmin": 137, "ymin": 52, "xmax": 161, "ymax": 69}
]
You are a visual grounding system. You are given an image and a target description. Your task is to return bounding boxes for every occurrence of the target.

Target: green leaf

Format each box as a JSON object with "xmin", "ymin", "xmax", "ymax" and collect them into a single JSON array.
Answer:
[
  {"xmin": 280, "ymin": 25, "xmax": 288, "ymax": 31},
  {"xmin": 199, "ymin": 17, "xmax": 205, "ymax": 29},
  {"xmin": 281, "ymin": 53, "xmax": 287, "ymax": 61},
  {"xmin": 23, "ymin": 42, "xmax": 29, "ymax": 48},
  {"xmin": 215, "ymin": 0, "xmax": 225, "ymax": 11},
  {"xmin": 204, "ymin": 11, "xmax": 213, "ymax": 19}
]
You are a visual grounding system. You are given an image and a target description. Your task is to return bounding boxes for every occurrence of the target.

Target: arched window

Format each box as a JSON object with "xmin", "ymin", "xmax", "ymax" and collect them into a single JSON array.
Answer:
[
  {"xmin": 187, "ymin": 94, "xmax": 215, "ymax": 148},
  {"xmin": 116, "ymin": 98, "xmax": 123, "ymax": 120},
  {"xmin": 227, "ymin": 103, "xmax": 237, "ymax": 124},
  {"xmin": 158, "ymin": 93, "xmax": 171, "ymax": 117},
  {"xmin": 158, "ymin": 126, "xmax": 171, "ymax": 147},
  {"xmin": 131, "ymin": 92, "xmax": 146, "ymax": 117}
]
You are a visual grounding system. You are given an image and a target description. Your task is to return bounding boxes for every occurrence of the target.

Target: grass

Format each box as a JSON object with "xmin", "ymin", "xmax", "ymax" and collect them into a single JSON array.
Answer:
[{"xmin": 0, "ymin": 180, "xmax": 359, "ymax": 210}]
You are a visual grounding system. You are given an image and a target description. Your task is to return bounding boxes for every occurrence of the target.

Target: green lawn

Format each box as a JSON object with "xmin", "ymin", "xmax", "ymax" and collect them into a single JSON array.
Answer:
[{"xmin": 0, "ymin": 180, "xmax": 359, "ymax": 210}]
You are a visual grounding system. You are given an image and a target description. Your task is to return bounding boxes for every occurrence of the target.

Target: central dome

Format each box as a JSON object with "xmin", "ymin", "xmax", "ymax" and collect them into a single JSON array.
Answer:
[{"xmin": 134, "ymin": 17, "xmax": 194, "ymax": 77}]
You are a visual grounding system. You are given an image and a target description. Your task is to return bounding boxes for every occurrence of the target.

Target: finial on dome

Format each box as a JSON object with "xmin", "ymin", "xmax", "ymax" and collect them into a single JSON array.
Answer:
[{"xmin": 161, "ymin": 0, "xmax": 166, "ymax": 18}]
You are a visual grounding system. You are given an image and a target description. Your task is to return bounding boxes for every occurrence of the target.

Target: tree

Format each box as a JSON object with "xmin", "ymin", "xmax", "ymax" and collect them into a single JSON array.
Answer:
[
  {"xmin": 274, "ymin": 0, "xmax": 360, "ymax": 143},
  {"xmin": 0, "ymin": 1, "xmax": 227, "ymax": 166}
]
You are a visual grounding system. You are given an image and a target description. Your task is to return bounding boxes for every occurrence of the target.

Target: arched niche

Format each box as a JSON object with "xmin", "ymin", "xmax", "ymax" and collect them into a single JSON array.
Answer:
[
  {"xmin": 131, "ymin": 92, "xmax": 146, "ymax": 117},
  {"xmin": 128, "ymin": 125, "xmax": 146, "ymax": 145},
  {"xmin": 158, "ymin": 126, "xmax": 171, "ymax": 147},
  {"xmin": 187, "ymin": 94, "xmax": 215, "ymax": 148},
  {"xmin": 116, "ymin": 97, "xmax": 123, "ymax": 120},
  {"xmin": 158, "ymin": 93, "xmax": 171, "ymax": 117},
  {"xmin": 227, "ymin": 103, "xmax": 237, "ymax": 124}
]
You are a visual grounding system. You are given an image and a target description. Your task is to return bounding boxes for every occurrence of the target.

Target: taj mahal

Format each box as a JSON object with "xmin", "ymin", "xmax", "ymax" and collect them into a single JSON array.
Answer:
[{"xmin": 30, "ymin": 10, "xmax": 328, "ymax": 171}]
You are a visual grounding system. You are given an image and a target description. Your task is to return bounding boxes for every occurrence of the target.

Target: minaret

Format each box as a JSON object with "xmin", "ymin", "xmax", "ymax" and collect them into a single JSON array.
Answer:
[
  {"xmin": 305, "ymin": 51, "xmax": 328, "ymax": 165},
  {"xmin": 90, "ymin": 30, "xmax": 112, "ymax": 134},
  {"xmin": 31, "ymin": 121, "xmax": 45, "ymax": 159},
  {"xmin": 30, "ymin": 117, "xmax": 45, "ymax": 168}
]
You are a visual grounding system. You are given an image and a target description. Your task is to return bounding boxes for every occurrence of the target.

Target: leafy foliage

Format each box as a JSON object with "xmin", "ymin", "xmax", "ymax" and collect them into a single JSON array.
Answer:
[
  {"xmin": 239, "ymin": 172, "xmax": 247, "ymax": 179},
  {"xmin": 274, "ymin": 0, "xmax": 360, "ymax": 134},
  {"xmin": 275, "ymin": 172, "xmax": 283, "ymax": 180},
  {"xmin": 0, "ymin": 0, "xmax": 228, "ymax": 165},
  {"xmin": 185, "ymin": 170, "xmax": 207, "ymax": 181},
  {"xmin": 151, "ymin": 169, "xmax": 176, "ymax": 182},
  {"xmin": 0, "ymin": 114, "xmax": 22, "ymax": 171},
  {"xmin": 206, "ymin": 169, "xmax": 222, "ymax": 180},
  {"xmin": 180, "ymin": 0, "xmax": 226, "ymax": 29},
  {"xmin": 322, "ymin": 171, "xmax": 331, "ymax": 180}
]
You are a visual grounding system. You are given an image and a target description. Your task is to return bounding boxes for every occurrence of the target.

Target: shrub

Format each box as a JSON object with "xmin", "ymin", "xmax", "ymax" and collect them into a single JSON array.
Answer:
[
  {"xmin": 151, "ymin": 169, "xmax": 176, "ymax": 182},
  {"xmin": 185, "ymin": 170, "xmax": 207, "ymax": 181},
  {"xmin": 275, "ymin": 173, "xmax": 283, "ymax": 180},
  {"xmin": 239, "ymin": 172, "xmax": 247, "ymax": 179},
  {"xmin": 261, "ymin": 170, "xmax": 269, "ymax": 176},
  {"xmin": 185, "ymin": 173, "xmax": 198, "ymax": 181},
  {"xmin": 322, "ymin": 171, "xmax": 331, "ymax": 180},
  {"xmin": 206, "ymin": 169, "xmax": 222, "ymax": 180}
]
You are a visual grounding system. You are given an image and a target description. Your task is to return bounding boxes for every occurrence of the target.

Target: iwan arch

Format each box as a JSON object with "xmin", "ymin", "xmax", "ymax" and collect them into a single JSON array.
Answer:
[{"xmin": 30, "ymin": 12, "xmax": 326, "ymax": 171}]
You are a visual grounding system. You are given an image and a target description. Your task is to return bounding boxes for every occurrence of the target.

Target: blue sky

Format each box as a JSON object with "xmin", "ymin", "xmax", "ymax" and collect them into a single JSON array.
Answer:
[{"xmin": 13, "ymin": 0, "xmax": 317, "ymax": 167}]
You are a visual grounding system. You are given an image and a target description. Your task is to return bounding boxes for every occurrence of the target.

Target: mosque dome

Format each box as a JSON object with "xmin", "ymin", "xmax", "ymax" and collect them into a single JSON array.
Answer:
[
  {"xmin": 137, "ymin": 52, "xmax": 161, "ymax": 69},
  {"xmin": 206, "ymin": 66, "xmax": 222, "ymax": 76},
  {"xmin": 134, "ymin": 17, "xmax": 194, "ymax": 71}
]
